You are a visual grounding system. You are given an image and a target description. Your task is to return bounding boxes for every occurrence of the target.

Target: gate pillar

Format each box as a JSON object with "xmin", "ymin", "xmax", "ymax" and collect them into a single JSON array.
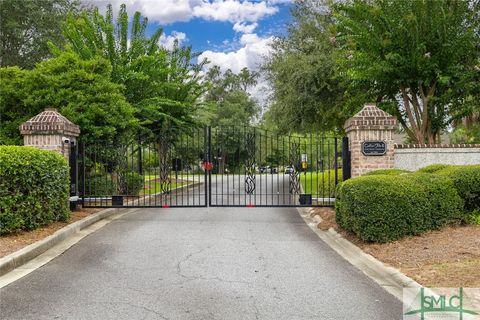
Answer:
[
  {"xmin": 344, "ymin": 103, "xmax": 397, "ymax": 177},
  {"xmin": 19, "ymin": 108, "xmax": 81, "ymax": 204},
  {"xmin": 19, "ymin": 107, "xmax": 80, "ymax": 160}
]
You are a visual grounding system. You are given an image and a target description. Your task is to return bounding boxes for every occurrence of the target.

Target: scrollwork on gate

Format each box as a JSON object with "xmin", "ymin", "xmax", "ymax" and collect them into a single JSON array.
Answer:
[
  {"xmin": 289, "ymin": 142, "xmax": 300, "ymax": 195},
  {"xmin": 158, "ymin": 136, "xmax": 171, "ymax": 194},
  {"xmin": 244, "ymin": 132, "xmax": 256, "ymax": 195}
]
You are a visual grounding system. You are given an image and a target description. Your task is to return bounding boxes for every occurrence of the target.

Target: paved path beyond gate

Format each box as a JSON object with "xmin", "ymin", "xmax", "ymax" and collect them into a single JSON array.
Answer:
[{"xmin": 0, "ymin": 206, "xmax": 402, "ymax": 319}]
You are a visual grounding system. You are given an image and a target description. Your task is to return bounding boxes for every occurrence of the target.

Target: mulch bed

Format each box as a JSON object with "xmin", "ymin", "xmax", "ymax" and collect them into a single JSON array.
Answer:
[
  {"xmin": 0, "ymin": 207, "xmax": 101, "ymax": 258},
  {"xmin": 313, "ymin": 207, "xmax": 480, "ymax": 287}
]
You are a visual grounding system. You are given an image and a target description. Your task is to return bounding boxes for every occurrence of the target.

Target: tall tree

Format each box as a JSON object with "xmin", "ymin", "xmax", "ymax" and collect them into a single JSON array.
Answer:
[
  {"xmin": 0, "ymin": 0, "xmax": 79, "ymax": 68},
  {"xmin": 263, "ymin": 1, "xmax": 353, "ymax": 134},
  {"xmin": 55, "ymin": 4, "xmax": 207, "ymax": 136},
  {"xmin": 334, "ymin": 0, "xmax": 480, "ymax": 143},
  {"xmin": 203, "ymin": 67, "xmax": 260, "ymax": 173},
  {"xmin": 0, "ymin": 50, "xmax": 136, "ymax": 144}
]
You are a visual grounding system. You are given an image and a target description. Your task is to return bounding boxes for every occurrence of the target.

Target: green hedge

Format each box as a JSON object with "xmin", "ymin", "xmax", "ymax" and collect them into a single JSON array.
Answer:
[
  {"xmin": 364, "ymin": 169, "xmax": 410, "ymax": 176},
  {"xmin": 335, "ymin": 173, "xmax": 464, "ymax": 243},
  {"xmin": 469, "ymin": 210, "xmax": 480, "ymax": 225},
  {"xmin": 0, "ymin": 146, "xmax": 70, "ymax": 235},
  {"xmin": 87, "ymin": 171, "xmax": 144, "ymax": 196},
  {"xmin": 418, "ymin": 164, "xmax": 451, "ymax": 174},
  {"xmin": 119, "ymin": 171, "xmax": 144, "ymax": 196},
  {"xmin": 86, "ymin": 176, "xmax": 117, "ymax": 196},
  {"xmin": 434, "ymin": 165, "xmax": 480, "ymax": 213}
]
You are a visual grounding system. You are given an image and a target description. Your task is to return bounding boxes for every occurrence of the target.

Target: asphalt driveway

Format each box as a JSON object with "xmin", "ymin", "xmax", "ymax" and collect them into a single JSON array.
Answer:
[{"xmin": 0, "ymin": 205, "xmax": 402, "ymax": 319}]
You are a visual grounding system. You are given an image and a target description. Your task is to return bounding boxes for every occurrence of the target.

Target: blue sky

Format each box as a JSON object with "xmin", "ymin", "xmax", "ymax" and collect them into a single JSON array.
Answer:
[
  {"xmin": 160, "ymin": 4, "xmax": 292, "ymax": 52},
  {"xmin": 88, "ymin": 0, "xmax": 294, "ymax": 74}
]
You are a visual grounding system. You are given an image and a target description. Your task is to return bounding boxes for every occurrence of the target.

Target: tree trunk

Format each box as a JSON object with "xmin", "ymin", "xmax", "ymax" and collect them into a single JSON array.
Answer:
[
  {"xmin": 157, "ymin": 140, "xmax": 170, "ymax": 192},
  {"xmin": 399, "ymin": 82, "xmax": 437, "ymax": 144}
]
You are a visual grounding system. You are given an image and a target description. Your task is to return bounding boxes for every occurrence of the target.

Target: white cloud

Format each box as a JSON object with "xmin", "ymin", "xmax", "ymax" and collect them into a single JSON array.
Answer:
[
  {"xmin": 139, "ymin": 0, "xmax": 196, "ymax": 24},
  {"xmin": 199, "ymin": 33, "xmax": 274, "ymax": 105},
  {"xmin": 88, "ymin": 0, "xmax": 278, "ymax": 25},
  {"xmin": 266, "ymin": 0, "xmax": 294, "ymax": 4},
  {"xmin": 233, "ymin": 22, "xmax": 258, "ymax": 33},
  {"xmin": 199, "ymin": 33, "xmax": 273, "ymax": 73},
  {"xmin": 193, "ymin": 1, "xmax": 278, "ymax": 23},
  {"xmin": 159, "ymin": 31, "xmax": 187, "ymax": 50}
]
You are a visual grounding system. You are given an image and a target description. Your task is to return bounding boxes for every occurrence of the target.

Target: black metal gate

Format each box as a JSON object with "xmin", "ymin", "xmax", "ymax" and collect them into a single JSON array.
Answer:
[
  {"xmin": 80, "ymin": 126, "xmax": 346, "ymax": 208},
  {"xmin": 80, "ymin": 127, "xmax": 208, "ymax": 208},
  {"xmin": 208, "ymin": 126, "xmax": 343, "ymax": 207}
]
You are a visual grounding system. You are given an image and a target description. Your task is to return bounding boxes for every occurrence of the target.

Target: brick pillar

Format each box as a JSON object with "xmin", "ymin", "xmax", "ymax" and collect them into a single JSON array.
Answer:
[
  {"xmin": 344, "ymin": 103, "xmax": 397, "ymax": 177},
  {"xmin": 19, "ymin": 108, "xmax": 80, "ymax": 160}
]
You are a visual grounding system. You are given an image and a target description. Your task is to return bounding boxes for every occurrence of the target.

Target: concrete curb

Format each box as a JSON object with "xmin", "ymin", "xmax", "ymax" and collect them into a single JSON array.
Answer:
[
  {"xmin": 296, "ymin": 207, "xmax": 422, "ymax": 302},
  {"xmin": 0, "ymin": 180, "xmax": 203, "ymax": 279},
  {"xmin": 0, "ymin": 207, "xmax": 120, "ymax": 277}
]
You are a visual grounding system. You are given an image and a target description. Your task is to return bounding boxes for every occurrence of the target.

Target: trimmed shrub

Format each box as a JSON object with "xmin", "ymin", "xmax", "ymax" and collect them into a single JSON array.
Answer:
[
  {"xmin": 0, "ymin": 146, "xmax": 70, "ymax": 235},
  {"xmin": 335, "ymin": 173, "xmax": 464, "ymax": 243},
  {"xmin": 434, "ymin": 165, "xmax": 480, "ymax": 213},
  {"xmin": 364, "ymin": 169, "xmax": 410, "ymax": 176},
  {"xmin": 468, "ymin": 209, "xmax": 480, "ymax": 225},
  {"xmin": 86, "ymin": 176, "xmax": 117, "ymax": 196},
  {"xmin": 418, "ymin": 164, "xmax": 451, "ymax": 174},
  {"xmin": 119, "ymin": 171, "xmax": 144, "ymax": 195}
]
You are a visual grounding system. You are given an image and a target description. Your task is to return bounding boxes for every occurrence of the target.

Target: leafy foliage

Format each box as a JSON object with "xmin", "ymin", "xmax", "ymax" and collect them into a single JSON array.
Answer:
[
  {"xmin": 364, "ymin": 169, "xmax": 411, "ymax": 176},
  {"xmin": 203, "ymin": 66, "xmax": 260, "ymax": 172},
  {"xmin": 334, "ymin": 0, "xmax": 480, "ymax": 143},
  {"xmin": 0, "ymin": 146, "xmax": 70, "ymax": 235},
  {"xmin": 264, "ymin": 1, "xmax": 352, "ymax": 134},
  {"xmin": 468, "ymin": 209, "xmax": 480, "ymax": 225},
  {"xmin": 0, "ymin": 0, "xmax": 79, "ymax": 69},
  {"xmin": 450, "ymin": 123, "xmax": 480, "ymax": 144},
  {"xmin": 301, "ymin": 169, "xmax": 343, "ymax": 198},
  {"xmin": 0, "ymin": 51, "xmax": 136, "ymax": 144},
  {"xmin": 57, "ymin": 4, "xmax": 207, "ymax": 136},
  {"xmin": 434, "ymin": 165, "xmax": 480, "ymax": 213},
  {"xmin": 417, "ymin": 164, "xmax": 451, "ymax": 174},
  {"xmin": 85, "ymin": 176, "xmax": 117, "ymax": 196},
  {"xmin": 119, "ymin": 171, "xmax": 144, "ymax": 196}
]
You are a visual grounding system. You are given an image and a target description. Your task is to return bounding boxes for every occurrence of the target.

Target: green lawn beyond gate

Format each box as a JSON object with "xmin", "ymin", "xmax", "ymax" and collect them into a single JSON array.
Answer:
[{"xmin": 300, "ymin": 169, "xmax": 343, "ymax": 198}]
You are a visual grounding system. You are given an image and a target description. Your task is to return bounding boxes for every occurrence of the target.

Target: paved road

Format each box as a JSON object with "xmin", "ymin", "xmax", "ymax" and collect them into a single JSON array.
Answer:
[
  {"xmin": 210, "ymin": 174, "xmax": 298, "ymax": 206},
  {"xmin": 145, "ymin": 173, "xmax": 333, "ymax": 207},
  {"xmin": 0, "ymin": 205, "xmax": 402, "ymax": 319}
]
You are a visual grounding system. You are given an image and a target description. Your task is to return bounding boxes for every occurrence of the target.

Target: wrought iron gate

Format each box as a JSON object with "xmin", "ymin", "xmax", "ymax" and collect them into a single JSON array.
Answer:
[
  {"xmin": 208, "ymin": 126, "xmax": 342, "ymax": 207},
  {"xmin": 80, "ymin": 126, "xmax": 345, "ymax": 208},
  {"xmin": 80, "ymin": 127, "xmax": 208, "ymax": 208}
]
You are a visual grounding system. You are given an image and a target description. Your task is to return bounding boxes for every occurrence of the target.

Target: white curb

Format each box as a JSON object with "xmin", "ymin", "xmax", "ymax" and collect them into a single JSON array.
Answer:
[{"xmin": 296, "ymin": 207, "xmax": 422, "ymax": 301}]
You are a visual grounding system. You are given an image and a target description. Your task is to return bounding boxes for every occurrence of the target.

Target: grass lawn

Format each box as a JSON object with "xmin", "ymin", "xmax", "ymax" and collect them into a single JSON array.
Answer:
[
  {"xmin": 141, "ymin": 181, "xmax": 188, "ymax": 195},
  {"xmin": 300, "ymin": 169, "xmax": 342, "ymax": 197},
  {"xmin": 144, "ymin": 173, "xmax": 205, "ymax": 180}
]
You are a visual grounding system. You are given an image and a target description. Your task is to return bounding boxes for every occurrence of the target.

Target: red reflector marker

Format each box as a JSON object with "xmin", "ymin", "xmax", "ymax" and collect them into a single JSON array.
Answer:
[
  {"xmin": 162, "ymin": 205, "xmax": 170, "ymax": 208},
  {"xmin": 246, "ymin": 204, "xmax": 255, "ymax": 208}
]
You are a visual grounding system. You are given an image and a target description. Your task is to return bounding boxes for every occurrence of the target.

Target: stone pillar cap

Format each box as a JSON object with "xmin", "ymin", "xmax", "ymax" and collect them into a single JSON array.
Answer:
[
  {"xmin": 344, "ymin": 103, "xmax": 397, "ymax": 133},
  {"xmin": 19, "ymin": 108, "xmax": 80, "ymax": 136}
]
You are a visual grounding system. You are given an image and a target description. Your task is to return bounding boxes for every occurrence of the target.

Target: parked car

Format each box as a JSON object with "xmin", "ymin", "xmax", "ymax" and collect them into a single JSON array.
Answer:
[
  {"xmin": 260, "ymin": 166, "xmax": 278, "ymax": 174},
  {"xmin": 284, "ymin": 166, "xmax": 295, "ymax": 174}
]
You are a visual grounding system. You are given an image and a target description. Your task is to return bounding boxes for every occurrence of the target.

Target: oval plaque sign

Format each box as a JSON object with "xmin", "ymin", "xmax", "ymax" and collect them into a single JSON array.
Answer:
[{"xmin": 362, "ymin": 141, "xmax": 386, "ymax": 156}]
